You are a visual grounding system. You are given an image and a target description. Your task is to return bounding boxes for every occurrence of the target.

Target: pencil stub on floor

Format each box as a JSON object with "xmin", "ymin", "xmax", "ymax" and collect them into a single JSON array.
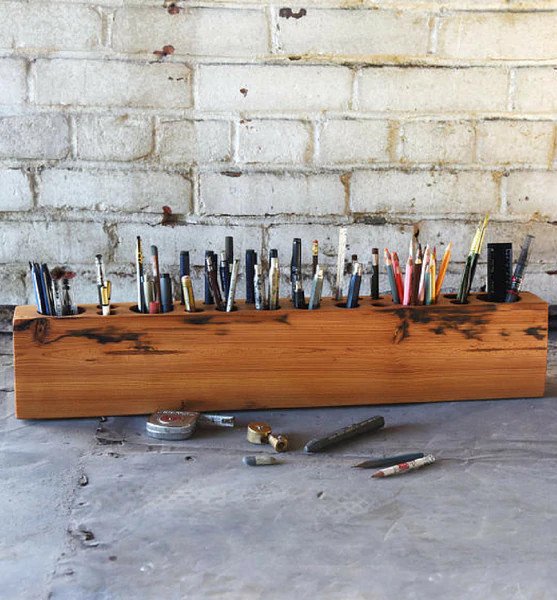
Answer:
[{"xmin": 243, "ymin": 455, "xmax": 279, "ymax": 467}]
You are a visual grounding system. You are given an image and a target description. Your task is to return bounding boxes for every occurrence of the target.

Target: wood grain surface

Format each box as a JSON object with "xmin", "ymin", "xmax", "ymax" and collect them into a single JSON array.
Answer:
[{"xmin": 13, "ymin": 293, "xmax": 549, "ymax": 419}]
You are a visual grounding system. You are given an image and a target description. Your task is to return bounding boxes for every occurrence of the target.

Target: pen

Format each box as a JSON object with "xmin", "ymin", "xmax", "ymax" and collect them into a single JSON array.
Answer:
[
  {"xmin": 245, "ymin": 250, "xmax": 257, "ymax": 304},
  {"xmin": 226, "ymin": 259, "xmax": 239, "ymax": 312},
  {"xmin": 335, "ymin": 227, "xmax": 347, "ymax": 301},
  {"xmin": 293, "ymin": 279, "xmax": 306, "ymax": 309},
  {"xmin": 179, "ymin": 251, "xmax": 190, "ymax": 304},
  {"xmin": 40, "ymin": 263, "xmax": 54, "ymax": 315},
  {"xmin": 268, "ymin": 249, "xmax": 280, "ymax": 310},
  {"xmin": 219, "ymin": 251, "xmax": 231, "ymax": 299},
  {"xmin": 506, "ymin": 234, "xmax": 534, "ymax": 302},
  {"xmin": 136, "ymin": 236, "xmax": 147, "ymax": 313},
  {"xmin": 370, "ymin": 248, "xmax": 379, "ymax": 300},
  {"xmin": 100, "ymin": 283, "xmax": 111, "ymax": 316},
  {"xmin": 206, "ymin": 255, "xmax": 224, "ymax": 310},
  {"xmin": 290, "ymin": 238, "xmax": 302, "ymax": 303},
  {"xmin": 308, "ymin": 265, "xmax": 324, "ymax": 310},
  {"xmin": 204, "ymin": 250, "xmax": 215, "ymax": 305},
  {"xmin": 372, "ymin": 454, "xmax": 436, "ymax": 478},
  {"xmin": 346, "ymin": 262, "xmax": 362, "ymax": 308},
  {"xmin": 150, "ymin": 245, "xmax": 161, "ymax": 305},
  {"xmin": 225, "ymin": 236, "xmax": 234, "ymax": 265},
  {"xmin": 95, "ymin": 254, "xmax": 106, "ymax": 307},
  {"xmin": 312, "ymin": 240, "xmax": 319, "ymax": 276},
  {"xmin": 181, "ymin": 275, "xmax": 196, "ymax": 312},
  {"xmin": 30, "ymin": 262, "xmax": 45, "ymax": 314},
  {"xmin": 384, "ymin": 249, "xmax": 399, "ymax": 304},
  {"xmin": 160, "ymin": 273, "xmax": 173, "ymax": 313},
  {"xmin": 254, "ymin": 264, "xmax": 265, "ymax": 310}
]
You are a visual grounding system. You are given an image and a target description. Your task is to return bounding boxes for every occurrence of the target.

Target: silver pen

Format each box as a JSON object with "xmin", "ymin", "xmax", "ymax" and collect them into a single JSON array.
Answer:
[
  {"xmin": 254, "ymin": 264, "xmax": 265, "ymax": 310},
  {"xmin": 308, "ymin": 265, "xmax": 324, "ymax": 310},
  {"xmin": 268, "ymin": 249, "xmax": 280, "ymax": 310},
  {"xmin": 226, "ymin": 259, "xmax": 239, "ymax": 312},
  {"xmin": 334, "ymin": 227, "xmax": 347, "ymax": 301}
]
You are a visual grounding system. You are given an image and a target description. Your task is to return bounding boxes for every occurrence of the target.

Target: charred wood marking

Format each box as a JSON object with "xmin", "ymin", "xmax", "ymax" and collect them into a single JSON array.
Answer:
[
  {"xmin": 525, "ymin": 326, "xmax": 546, "ymax": 340},
  {"xmin": 389, "ymin": 305, "xmax": 497, "ymax": 342},
  {"xmin": 30, "ymin": 326, "xmax": 165, "ymax": 354},
  {"xmin": 279, "ymin": 8, "xmax": 307, "ymax": 19}
]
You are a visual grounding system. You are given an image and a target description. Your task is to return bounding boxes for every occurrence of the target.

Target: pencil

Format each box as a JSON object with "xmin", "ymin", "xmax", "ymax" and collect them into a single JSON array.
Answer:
[
  {"xmin": 435, "ymin": 242, "xmax": 452, "ymax": 301},
  {"xmin": 391, "ymin": 252, "xmax": 404, "ymax": 302},
  {"xmin": 384, "ymin": 249, "xmax": 399, "ymax": 304},
  {"xmin": 418, "ymin": 245, "xmax": 429, "ymax": 304},
  {"xmin": 402, "ymin": 241, "xmax": 413, "ymax": 306},
  {"xmin": 411, "ymin": 245, "xmax": 422, "ymax": 305}
]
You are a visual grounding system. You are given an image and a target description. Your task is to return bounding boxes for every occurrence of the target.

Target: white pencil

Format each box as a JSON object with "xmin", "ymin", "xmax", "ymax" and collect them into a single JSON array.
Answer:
[{"xmin": 372, "ymin": 454, "xmax": 436, "ymax": 478}]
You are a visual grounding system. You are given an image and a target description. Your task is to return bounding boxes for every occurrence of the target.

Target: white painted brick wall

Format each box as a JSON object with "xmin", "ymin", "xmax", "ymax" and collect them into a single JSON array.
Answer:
[
  {"xmin": 0, "ymin": 0, "xmax": 556, "ymax": 304},
  {"xmin": 76, "ymin": 115, "xmax": 153, "ymax": 162}
]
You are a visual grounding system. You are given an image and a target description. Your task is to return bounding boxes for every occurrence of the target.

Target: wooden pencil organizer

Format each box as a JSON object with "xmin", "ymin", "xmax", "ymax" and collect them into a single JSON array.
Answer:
[{"xmin": 13, "ymin": 292, "xmax": 548, "ymax": 419}]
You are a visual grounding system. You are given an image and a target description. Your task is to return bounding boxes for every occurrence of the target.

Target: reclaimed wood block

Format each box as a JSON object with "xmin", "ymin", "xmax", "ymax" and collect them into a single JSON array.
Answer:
[{"xmin": 12, "ymin": 293, "xmax": 548, "ymax": 419}]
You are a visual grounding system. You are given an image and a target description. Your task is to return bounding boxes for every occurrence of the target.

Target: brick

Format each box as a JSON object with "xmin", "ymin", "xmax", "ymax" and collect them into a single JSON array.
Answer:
[
  {"xmin": 0, "ymin": 221, "xmax": 110, "ymax": 264},
  {"xmin": 238, "ymin": 120, "xmax": 310, "ymax": 164},
  {"xmin": 198, "ymin": 65, "xmax": 352, "ymax": 112},
  {"xmin": 0, "ymin": 59, "xmax": 26, "ymax": 105},
  {"xmin": 359, "ymin": 67, "xmax": 508, "ymax": 113},
  {"xmin": 158, "ymin": 120, "xmax": 230, "ymax": 164},
  {"xmin": 76, "ymin": 115, "xmax": 153, "ymax": 161},
  {"xmin": 0, "ymin": 114, "xmax": 69, "ymax": 159},
  {"xmin": 0, "ymin": 268, "xmax": 25, "ymax": 312},
  {"xmin": 34, "ymin": 59, "xmax": 192, "ymax": 109},
  {"xmin": 351, "ymin": 170, "xmax": 499, "ymax": 215},
  {"xmin": 438, "ymin": 13, "xmax": 557, "ymax": 61},
  {"xmin": 113, "ymin": 223, "xmax": 264, "ymax": 266},
  {"xmin": 400, "ymin": 120, "xmax": 474, "ymax": 164},
  {"xmin": 319, "ymin": 119, "xmax": 389, "ymax": 163},
  {"xmin": 113, "ymin": 7, "xmax": 267, "ymax": 57},
  {"xmin": 0, "ymin": 2, "xmax": 100, "ymax": 51},
  {"xmin": 277, "ymin": 8, "xmax": 429, "ymax": 57},
  {"xmin": 515, "ymin": 68, "xmax": 557, "ymax": 113},
  {"xmin": 200, "ymin": 172, "xmax": 345, "ymax": 216},
  {"xmin": 39, "ymin": 169, "xmax": 191, "ymax": 213},
  {"xmin": 477, "ymin": 121, "xmax": 554, "ymax": 165},
  {"xmin": 0, "ymin": 169, "xmax": 32, "ymax": 211},
  {"xmin": 506, "ymin": 171, "xmax": 557, "ymax": 220}
]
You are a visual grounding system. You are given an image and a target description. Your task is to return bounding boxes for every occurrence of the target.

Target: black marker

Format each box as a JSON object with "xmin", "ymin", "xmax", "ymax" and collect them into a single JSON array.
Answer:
[{"xmin": 245, "ymin": 249, "xmax": 257, "ymax": 304}]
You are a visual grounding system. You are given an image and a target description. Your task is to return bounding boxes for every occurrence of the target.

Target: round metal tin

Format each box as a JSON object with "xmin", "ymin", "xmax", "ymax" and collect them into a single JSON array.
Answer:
[{"xmin": 146, "ymin": 410, "xmax": 198, "ymax": 440}]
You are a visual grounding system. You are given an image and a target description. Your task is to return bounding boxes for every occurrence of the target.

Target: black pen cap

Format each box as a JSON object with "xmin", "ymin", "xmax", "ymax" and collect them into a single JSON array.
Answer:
[
  {"xmin": 270, "ymin": 249, "xmax": 278, "ymax": 259},
  {"xmin": 160, "ymin": 274, "xmax": 173, "ymax": 313},
  {"xmin": 180, "ymin": 251, "xmax": 190, "ymax": 277},
  {"xmin": 291, "ymin": 238, "xmax": 302, "ymax": 267},
  {"xmin": 225, "ymin": 236, "xmax": 234, "ymax": 263}
]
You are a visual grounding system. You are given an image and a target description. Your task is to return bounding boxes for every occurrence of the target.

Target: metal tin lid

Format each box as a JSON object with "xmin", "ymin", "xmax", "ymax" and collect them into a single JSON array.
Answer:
[{"xmin": 146, "ymin": 410, "xmax": 198, "ymax": 440}]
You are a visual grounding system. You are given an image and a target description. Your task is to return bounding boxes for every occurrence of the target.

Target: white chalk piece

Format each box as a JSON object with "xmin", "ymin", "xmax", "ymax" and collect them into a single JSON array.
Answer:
[{"xmin": 243, "ymin": 455, "xmax": 279, "ymax": 467}]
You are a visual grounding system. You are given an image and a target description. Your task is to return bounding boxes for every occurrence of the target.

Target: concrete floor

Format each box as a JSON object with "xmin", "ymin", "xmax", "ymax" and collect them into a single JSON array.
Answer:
[{"xmin": 2, "ymin": 335, "xmax": 557, "ymax": 599}]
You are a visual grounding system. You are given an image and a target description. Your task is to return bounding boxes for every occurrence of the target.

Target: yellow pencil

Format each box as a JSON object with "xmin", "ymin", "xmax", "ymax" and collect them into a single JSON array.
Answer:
[{"xmin": 435, "ymin": 242, "xmax": 452, "ymax": 300}]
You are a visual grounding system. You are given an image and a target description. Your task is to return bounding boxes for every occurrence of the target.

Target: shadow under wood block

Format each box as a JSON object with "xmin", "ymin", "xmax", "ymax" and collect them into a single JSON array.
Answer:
[{"xmin": 11, "ymin": 294, "xmax": 548, "ymax": 419}]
